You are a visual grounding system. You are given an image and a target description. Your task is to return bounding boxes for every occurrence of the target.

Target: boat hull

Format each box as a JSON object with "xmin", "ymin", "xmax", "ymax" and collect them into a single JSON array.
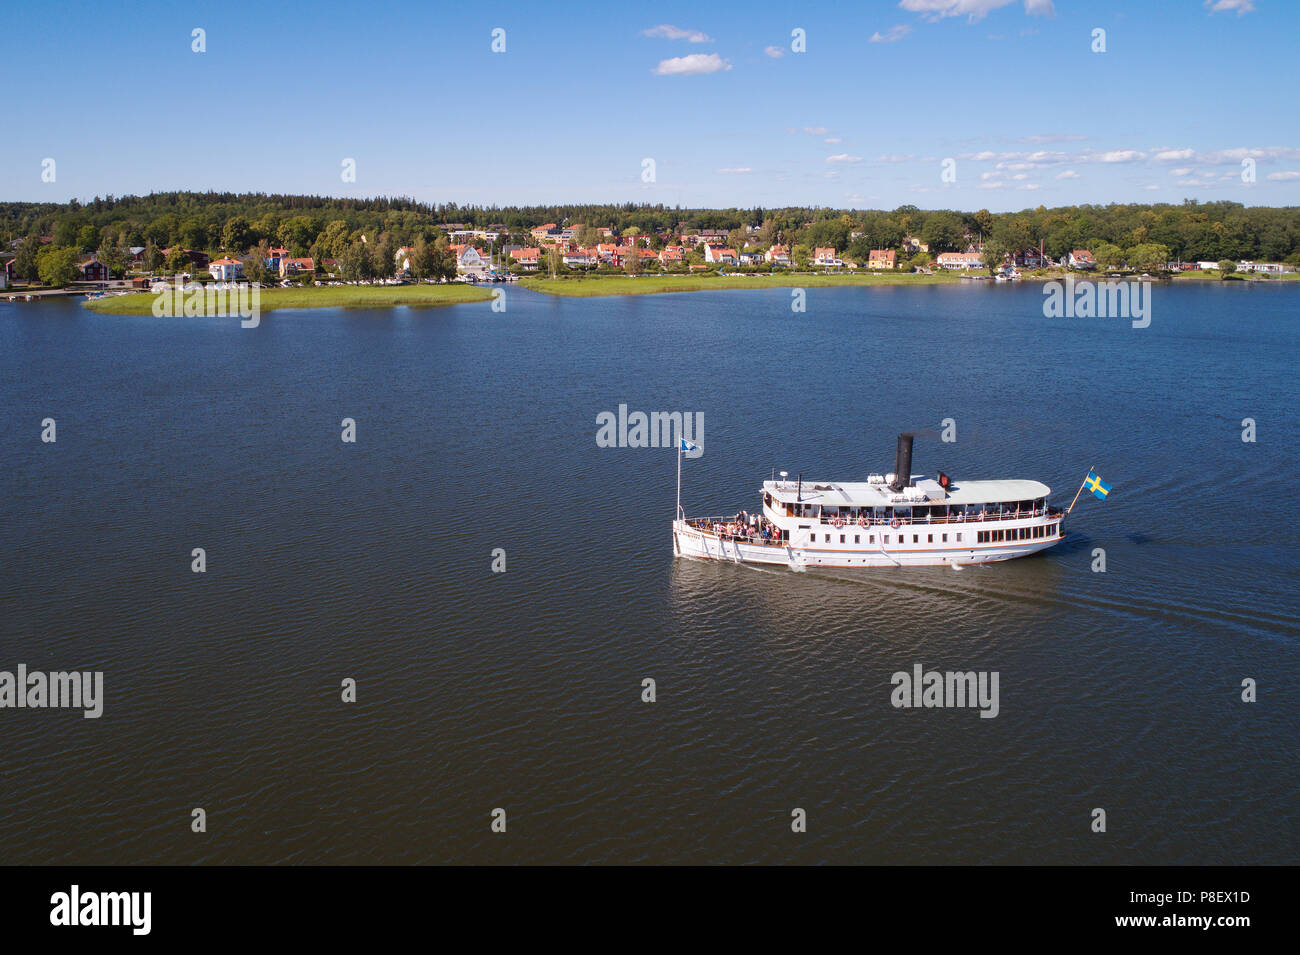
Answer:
[{"xmin": 672, "ymin": 519, "xmax": 1062, "ymax": 568}]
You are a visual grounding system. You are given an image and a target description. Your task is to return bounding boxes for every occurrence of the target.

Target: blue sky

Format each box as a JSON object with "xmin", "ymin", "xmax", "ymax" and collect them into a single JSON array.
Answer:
[{"xmin": 1, "ymin": 0, "xmax": 1295, "ymax": 211}]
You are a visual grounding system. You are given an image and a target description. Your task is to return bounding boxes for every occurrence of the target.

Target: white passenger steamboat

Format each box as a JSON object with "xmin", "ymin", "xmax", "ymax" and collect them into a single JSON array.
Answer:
[{"xmin": 672, "ymin": 433, "xmax": 1066, "ymax": 568}]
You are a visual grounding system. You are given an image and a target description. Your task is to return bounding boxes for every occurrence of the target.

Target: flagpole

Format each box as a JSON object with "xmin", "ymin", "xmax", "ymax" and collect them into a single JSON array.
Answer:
[
  {"xmin": 676, "ymin": 437, "xmax": 683, "ymax": 522},
  {"xmin": 1065, "ymin": 464, "xmax": 1094, "ymax": 517}
]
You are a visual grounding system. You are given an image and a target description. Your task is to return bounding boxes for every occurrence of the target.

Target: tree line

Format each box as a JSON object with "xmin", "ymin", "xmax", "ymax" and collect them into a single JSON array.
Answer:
[{"xmin": 3, "ymin": 193, "xmax": 1299, "ymax": 284}]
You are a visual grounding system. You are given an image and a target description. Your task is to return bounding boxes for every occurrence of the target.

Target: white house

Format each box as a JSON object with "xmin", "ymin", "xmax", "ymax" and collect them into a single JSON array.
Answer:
[
  {"xmin": 765, "ymin": 245, "xmax": 791, "ymax": 266},
  {"xmin": 208, "ymin": 257, "xmax": 244, "ymax": 281},
  {"xmin": 455, "ymin": 246, "xmax": 489, "ymax": 276},
  {"xmin": 704, "ymin": 244, "xmax": 738, "ymax": 265},
  {"xmin": 813, "ymin": 247, "xmax": 842, "ymax": 268},
  {"xmin": 936, "ymin": 252, "xmax": 984, "ymax": 270}
]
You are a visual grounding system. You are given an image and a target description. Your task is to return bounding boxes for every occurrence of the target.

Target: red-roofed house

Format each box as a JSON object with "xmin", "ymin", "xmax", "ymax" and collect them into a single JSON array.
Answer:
[
  {"xmin": 704, "ymin": 244, "xmax": 737, "ymax": 265},
  {"xmin": 1068, "ymin": 249, "xmax": 1096, "ymax": 270},
  {"xmin": 510, "ymin": 247, "xmax": 541, "ymax": 269},
  {"xmin": 562, "ymin": 249, "xmax": 598, "ymax": 269},
  {"xmin": 209, "ymin": 257, "xmax": 244, "ymax": 281},
  {"xmin": 814, "ymin": 247, "xmax": 841, "ymax": 268},
  {"xmin": 765, "ymin": 245, "xmax": 791, "ymax": 266},
  {"xmin": 868, "ymin": 249, "xmax": 896, "ymax": 270}
]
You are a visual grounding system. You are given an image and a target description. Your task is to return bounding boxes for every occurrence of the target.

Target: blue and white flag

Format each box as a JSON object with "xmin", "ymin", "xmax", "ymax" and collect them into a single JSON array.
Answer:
[
  {"xmin": 680, "ymin": 438, "xmax": 698, "ymax": 453},
  {"xmin": 1085, "ymin": 470, "xmax": 1112, "ymax": 500}
]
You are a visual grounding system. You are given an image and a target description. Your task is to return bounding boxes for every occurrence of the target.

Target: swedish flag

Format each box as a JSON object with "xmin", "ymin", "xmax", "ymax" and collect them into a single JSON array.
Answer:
[{"xmin": 1085, "ymin": 471, "xmax": 1112, "ymax": 500}]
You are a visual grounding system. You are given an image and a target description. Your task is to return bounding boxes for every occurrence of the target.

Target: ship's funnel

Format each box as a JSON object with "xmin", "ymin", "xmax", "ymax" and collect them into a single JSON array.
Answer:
[{"xmin": 889, "ymin": 434, "xmax": 914, "ymax": 492}]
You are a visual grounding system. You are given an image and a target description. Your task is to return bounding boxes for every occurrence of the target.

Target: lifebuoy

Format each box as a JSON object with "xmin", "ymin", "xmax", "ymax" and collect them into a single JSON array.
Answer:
[
  {"xmin": 890, "ymin": 518, "xmax": 901, "ymax": 529},
  {"xmin": 832, "ymin": 517, "xmax": 845, "ymax": 528},
  {"xmin": 857, "ymin": 517, "xmax": 868, "ymax": 528}
]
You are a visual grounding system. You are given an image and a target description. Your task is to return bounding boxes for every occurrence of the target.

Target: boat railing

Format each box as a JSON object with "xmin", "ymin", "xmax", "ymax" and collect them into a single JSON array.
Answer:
[
  {"xmin": 682, "ymin": 507, "xmax": 1062, "ymax": 541},
  {"xmin": 682, "ymin": 516, "xmax": 789, "ymax": 547}
]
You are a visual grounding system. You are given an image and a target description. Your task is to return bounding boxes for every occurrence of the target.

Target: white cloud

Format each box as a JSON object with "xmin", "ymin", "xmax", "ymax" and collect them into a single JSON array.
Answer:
[
  {"xmin": 653, "ymin": 53, "xmax": 731, "ymax": 76},
  {"xmin": 1093, "ymin": 149, "xmax": 1145, "ymax": 163},
  {"xmin": 1204, "ymin": 0, "xmax": 1255, "ymax": 15},
  {"xmin": 804, "ymin": 126, "xmax": 829, "ymax": 135},
  {"xmin": 824, "ymin": 137, "xmax": 843, "ymax": 144},
  {"xmin": 643, "ymin": 24, "xmax": 714, "ymax": 42},
  {"xmin": 715, "ymin": 167, "xmax": 753, "ymax": 174},
  {"xmin": 870, "ymin": 25, "xmax": 913, "ymax": 43},
  {"xmin": 1266, "ymin": 171, "xmax": 1300, "ymax": 181},
  {"xmin": 1170, "ymin": 167, "xmax": 1193, "ymax": 177},
  {"xmin": 1144, "ymin": 185, "xmax": 1160, "ymax": 191},
  {"xmin": 1054, "ymin": 169, "xmax": 1080, "ymax": 180},
  {"xmin": 900, "ymin": 0, "xmax": 1056, "ymax": 23},
  {"xmin": 763, "ymin": 45, "xmax": 784, "ymax": 58},
  {"xmin": 826, "ymin": 153, "xmax": 863, "ymax": 163},
  {"xmin": 875, "ymin": 154, "xmax": 915, "ymax": 163},
  {"xmin": 1018, "ymin": 183, "xmax": 1040, "ymax": 190},
  {"xmin": 1203, "ymin": 146, "xmax": 1300, "ymax": 163},
  {"xmin": 1152, "ymin": 146, "xmax": 1300, "ymax": 166},
  {"xmin": 978, "ymin": 181, "xmax": 1006, "ymax": 189}
]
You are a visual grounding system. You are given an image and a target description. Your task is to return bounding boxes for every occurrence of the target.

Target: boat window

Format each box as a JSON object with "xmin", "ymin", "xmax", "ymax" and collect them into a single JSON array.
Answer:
[
  {"xmin": 956, "ymin": 533, "xmax": 962, "ymax": 542},
  {"xmin": 928, "ymin": 534, "xmax": 933, "ymax": 543},
  {"xmin": 854, "ymin": 535, "xmax": 860, "ymax": 544},
  {"xmin": 942, "ymin": 534, "xmax": 947, "ymax": 543}
]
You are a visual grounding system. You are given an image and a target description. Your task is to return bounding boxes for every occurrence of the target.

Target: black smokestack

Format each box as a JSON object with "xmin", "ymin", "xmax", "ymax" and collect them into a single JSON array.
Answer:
[{"xmin": 890, "ymin": 433, "xmax": 914, "ymax": 491}]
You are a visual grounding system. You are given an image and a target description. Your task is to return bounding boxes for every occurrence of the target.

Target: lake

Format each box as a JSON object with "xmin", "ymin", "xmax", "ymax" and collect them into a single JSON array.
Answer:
[{"xmin": 1, "ymin": 281, "xmax": 1297, "ymax": 864}]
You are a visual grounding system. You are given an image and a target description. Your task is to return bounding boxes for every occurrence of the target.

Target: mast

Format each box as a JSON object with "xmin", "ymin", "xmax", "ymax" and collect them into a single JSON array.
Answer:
[{"xmin": 1065, "ymin": 464, "xmax": 1095, "ymax": 517}]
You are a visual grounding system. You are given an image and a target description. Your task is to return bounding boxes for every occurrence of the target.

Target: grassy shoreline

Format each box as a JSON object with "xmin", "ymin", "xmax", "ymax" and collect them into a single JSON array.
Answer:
[
  {"xmin": 72, "ymin": 269, "xmax": 1299, "ymax": 314},
  {"xmin": 82, "ymin": 283, "xmax": 494, "ymax": 315}
]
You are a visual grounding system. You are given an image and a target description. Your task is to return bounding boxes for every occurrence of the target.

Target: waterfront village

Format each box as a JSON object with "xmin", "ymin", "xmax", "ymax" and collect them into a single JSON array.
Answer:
[{"xmin": 3, "ymin": 217, "xmax": 1295, "ymax": 295}]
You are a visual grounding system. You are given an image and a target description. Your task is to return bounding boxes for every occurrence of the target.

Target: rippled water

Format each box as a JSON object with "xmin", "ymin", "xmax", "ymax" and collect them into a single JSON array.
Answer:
[{"xmin": 1, "ymin": 282, "xmax": 1297, "ymax": 864}]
